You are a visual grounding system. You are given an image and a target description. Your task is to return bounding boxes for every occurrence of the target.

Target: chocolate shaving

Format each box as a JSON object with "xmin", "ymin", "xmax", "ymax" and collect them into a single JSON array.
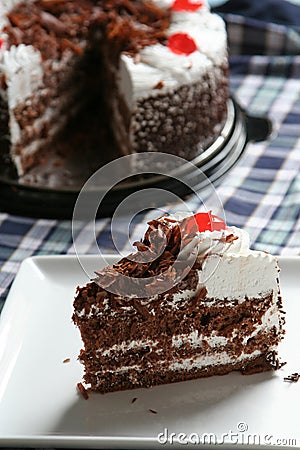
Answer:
[
  {"xmin": 132, "ymin": 298, "xmax": 151, "ymax": 320},
  {"xmin": 225, "ymin": 234, "xmax": 238, "ymax": 243},
  {"xmin": 133, "ymin": 241, "xmax": 149, "ymax": 252},
  {"xmin": 77, "ymin": 382, "xmax": 89, "ymax": 400},
  {"xmin": 153, "ymin": 80, "xmax": 164, "ymax": 89},
  {"xmin": 146, "ymin": 351, "xmax": 160, "ymax": 362},
  {"xmin": 284, "ymin": 373, "xmax": 300, "ymax": 383},
  {"xmin": 5, "ymin": 0, "xmax": 171, "ymax": 59},
  {"xmin": 63, "ymin": 357, "xmax": 70, "ymax": 363},
  {"xmin": 40, "ymin": 11, "xmax": 68, "ymax": 35},
  {"xmin": 197, "ymin": 286, "xmax": 207, "ymax": 300},
  {"xmin": 61, "ymin": 38, "xmax": 83, "ymax": 55},
  {"xmin": 39, "ymin": 0, "xmax": 68, "ymax": 6},
  {"xmin": 0, "ymin": 74, "xmax": 7, "ymax": 90},
  {"xmin": 8, "ymin": 10, "xmax": 35, "ymax": 29},
  {"xmin": 130, "ymin": 321, "xmax": 137, "ymax": 337},
  {"xmin": 131, "ymin": 397, "xmax": 138, "ymax": 404},
  {"xmin": 148, "ymin": 409, "xmax": 157, "ymax": 414}
]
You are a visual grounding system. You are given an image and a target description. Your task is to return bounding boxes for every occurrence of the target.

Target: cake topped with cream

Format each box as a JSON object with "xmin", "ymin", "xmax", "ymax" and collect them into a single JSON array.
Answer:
[
  {"xmin": 0, "ymin": 0, "xmax": 228, "ymax": 179},
  {"xmin": 73, "ymin": 211, "xmax": 285, "ymax": 394}
]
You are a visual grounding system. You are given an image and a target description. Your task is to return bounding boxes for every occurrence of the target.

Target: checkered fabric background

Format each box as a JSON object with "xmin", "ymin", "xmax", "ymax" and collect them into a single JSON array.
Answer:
[
  {"xmin": 0, "ymin": 11, "xmax": 300, "ymax": 318},
  {"xmin": 0, "ymin": 5, "xmax": 300, "ymax": 450}
]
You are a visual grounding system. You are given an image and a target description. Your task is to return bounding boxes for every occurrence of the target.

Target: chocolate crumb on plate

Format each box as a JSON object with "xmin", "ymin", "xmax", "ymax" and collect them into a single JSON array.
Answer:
[
  {"xmin": 284, "ymin": 373, "xmax": 300, "ymax": 383},
  {"xmin": 148, "ymin": 409, "xmax": 158, "ymax": 414},
  {"xmin": 131, "ymin": 397, "xmax": 138, "ymax": 404},
  {"xmin": 63, "ymin": 357, "xmax": 70, "ymax": 363}
]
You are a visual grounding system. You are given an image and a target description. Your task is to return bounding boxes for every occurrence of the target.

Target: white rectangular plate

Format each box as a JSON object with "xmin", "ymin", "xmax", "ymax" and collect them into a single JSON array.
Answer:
[{"xmin": 0, "ymin": 255, "xmax": 299, "ymax": 449}]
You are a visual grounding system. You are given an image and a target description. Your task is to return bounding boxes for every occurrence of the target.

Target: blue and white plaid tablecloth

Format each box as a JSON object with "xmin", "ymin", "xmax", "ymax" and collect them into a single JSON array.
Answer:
[
  {"xmin": 0, "ymin": 3, "xmax": 299, "ymax": 450},
  {"xmin": 0, "ymin": 5, "xmax": 300, "ymax": 317}
]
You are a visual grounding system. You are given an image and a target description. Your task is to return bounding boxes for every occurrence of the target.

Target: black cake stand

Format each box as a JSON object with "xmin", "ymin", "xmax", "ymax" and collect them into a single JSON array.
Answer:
[{"xmin": 0, "ymin": 98, "xmax": 272, "ymax": 219}]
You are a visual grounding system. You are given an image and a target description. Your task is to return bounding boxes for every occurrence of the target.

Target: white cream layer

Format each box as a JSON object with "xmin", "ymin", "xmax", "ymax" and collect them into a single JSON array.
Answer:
[
  {"xmin": 158, "ymin": 213, "xmax": 279, "ymax": 302},
  {"xmin": 0, "ymin": 45, "xmax": 43, "ymax": 109},
  {"xmin": 118, "ymin": 2, "xmax": 227, "ymax": 109},
  {"xmin": 169, "ymin": 349, "xmax": 261, "ymax": 372},
  {"xmin": 97, "ymin": 349, "xmax": 263, "ymax": 375}
]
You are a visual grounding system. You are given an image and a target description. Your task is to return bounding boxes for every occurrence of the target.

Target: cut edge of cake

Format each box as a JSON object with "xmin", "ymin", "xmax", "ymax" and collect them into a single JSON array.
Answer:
[
  {"xmin": 72, "ymin": 212, "xmax": 286, "ymax": 394},
  {"xmin": 0, "ymin": 0, "xmax": 228, "ymax": 177}
]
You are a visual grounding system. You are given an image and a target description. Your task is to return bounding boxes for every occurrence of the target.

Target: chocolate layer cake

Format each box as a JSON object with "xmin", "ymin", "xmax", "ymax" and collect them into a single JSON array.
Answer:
[
  {"xmin": 0, "ymin": 0, "xmax": 228, "ymax": 176},
  {"xmin": 73, "ymin": 212, "xmax": 285, "ymax": 394}
]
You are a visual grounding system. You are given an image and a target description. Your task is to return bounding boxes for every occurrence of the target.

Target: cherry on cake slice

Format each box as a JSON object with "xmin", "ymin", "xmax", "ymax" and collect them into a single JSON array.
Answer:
[{"xmin": 72, "ymin": 212, "xmax": 285, "ymax": 394}]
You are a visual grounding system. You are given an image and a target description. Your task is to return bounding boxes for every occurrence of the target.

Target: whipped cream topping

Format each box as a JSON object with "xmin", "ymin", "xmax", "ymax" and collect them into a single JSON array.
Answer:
[
  {"xmin": 119, "ymin": 48, "xmax": 212, "ymax": 109},
  {"xmin": 167, "ymin": 10, "xmax": 227, "ymax": 64},
  {"xmin": 162, "ymin": 211, "xmax": 250, "ymax": 258},
  {"xmin": 199, "ymin": 251, "xmax": 279, "ymax": 300},
  {"xmin": 118, "ymin": 1, "xmax": 227, "ymax": 109},
  {"xmin": 0, "ymin": 45, "xmax": 43, "ymax": 110}
]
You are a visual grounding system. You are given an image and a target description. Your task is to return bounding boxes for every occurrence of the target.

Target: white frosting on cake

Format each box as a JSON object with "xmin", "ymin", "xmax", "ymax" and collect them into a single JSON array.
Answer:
[
  {"xmin": 167, "ymin": 10, "xmax": 227, "ymax": 63},
  {"xmin": 0, "ymin": 44, "xmax": 43, "ymax": 108},
  {"xmin": 158, "ymin": 212, "xmax": 279, "ymax": 302},
  {"xmin": 0, "ymin": 44, "xmax": 44, "ymax": 174},
  {"xmin": 118, "ymin": 1, "xmax": 227, "ymax": 109},
  {"xmin": 119, "ymin": 49, "xmax": 212, "ymax": 110},
  {"xmin": 199, "ymin": 251, "xmax": 279, "ymax": 300}
]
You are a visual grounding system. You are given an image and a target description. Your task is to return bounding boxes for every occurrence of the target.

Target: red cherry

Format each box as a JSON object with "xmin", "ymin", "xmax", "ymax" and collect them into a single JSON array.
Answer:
[
  {"xmin": 167, "ymin": 32, "xmax": 197, "ymax": 55},
  {"xmin": 194, "ymin": 212, "xmax": 214, "ymax": 232},
  {"xmin": 210, "ymin": 214, "xmax": 227, "ymax": 231},
  {"xmin": 171, "ymin": 0, "xmax": 205, "ymax": 12},
  {"xmin": 187, "ymin": 212, "xmax": 226, "ymax": 233},
  {"xmin": 0, "ymin": 38, "xmax": 4, "ymax": 49}
]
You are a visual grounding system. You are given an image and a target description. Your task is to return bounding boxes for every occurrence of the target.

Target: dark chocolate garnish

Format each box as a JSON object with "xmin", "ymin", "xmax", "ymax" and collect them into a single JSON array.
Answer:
[
  {"xmin": 284, "ymin": 373, "xmax": 300, "ymax": 383},
  {"xmin": 77, "ymin": 382, "xmax": 89, "ymax": 400}
]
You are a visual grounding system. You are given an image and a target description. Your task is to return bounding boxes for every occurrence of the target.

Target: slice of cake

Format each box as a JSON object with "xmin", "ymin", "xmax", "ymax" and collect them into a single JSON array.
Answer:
[
  {"xmin": 73, "ymin": 212, "xmax": 285, "ymax": 394},
  {"xmin": 0, "ymin": 0, "xmax": 228, "ymax": 177}
]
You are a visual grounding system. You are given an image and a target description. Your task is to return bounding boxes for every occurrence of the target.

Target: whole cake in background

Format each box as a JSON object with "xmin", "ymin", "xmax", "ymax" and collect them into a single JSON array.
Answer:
[
  {"xmin": 0, "ymin": 0, "xmax": 229, "ymax": 178},
  {"xmin": 73, "ymin": 212, "xmax": 285, "ymax": 394}
]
